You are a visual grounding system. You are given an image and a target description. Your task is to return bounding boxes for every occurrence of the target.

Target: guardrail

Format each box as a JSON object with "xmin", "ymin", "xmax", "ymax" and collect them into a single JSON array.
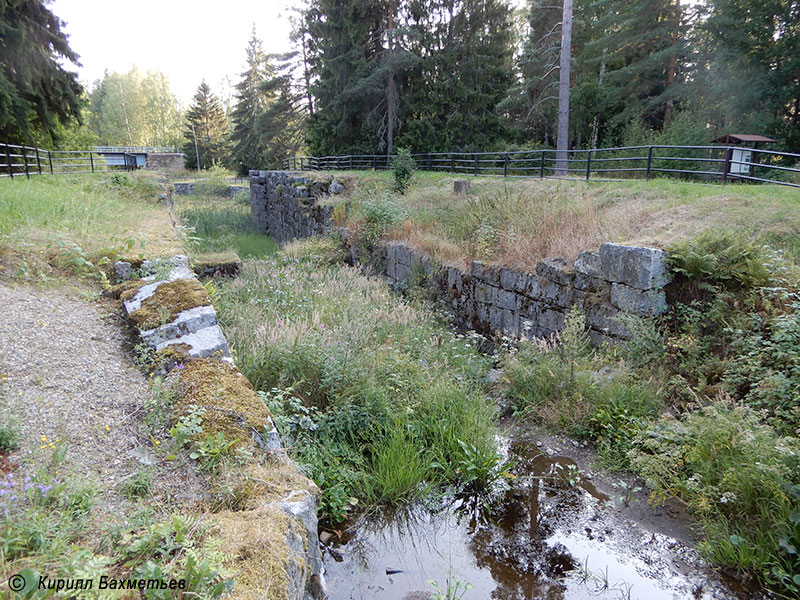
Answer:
[
  {"xmin": 0, "ymin": 142, "xmax": 139, "ymax": 178},
  {"xmin": 283, "ymin": 145, "xmax": 800, "ymax": 188}
]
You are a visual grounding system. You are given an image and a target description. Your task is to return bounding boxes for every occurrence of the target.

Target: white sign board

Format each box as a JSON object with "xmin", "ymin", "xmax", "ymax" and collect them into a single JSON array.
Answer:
[{"xmin": 731, "ymin": 148, "xmax": 751, "ymax": 175}]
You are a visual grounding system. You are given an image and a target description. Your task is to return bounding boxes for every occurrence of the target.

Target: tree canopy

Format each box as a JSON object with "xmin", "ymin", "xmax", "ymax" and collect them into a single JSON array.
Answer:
[{"xmin": 0, "ymin": 0, "xmax": 84, "ymax": 144}]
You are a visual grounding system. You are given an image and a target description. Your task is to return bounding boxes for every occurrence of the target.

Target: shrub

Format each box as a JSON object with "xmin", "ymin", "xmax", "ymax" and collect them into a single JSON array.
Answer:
[
  {"xmin": 392, "ymin": 147, "xmax": 416, "ymax": 194},
  {"xmin": 629, "ymin": 404, "xmax": 800, "ymax": 596}
]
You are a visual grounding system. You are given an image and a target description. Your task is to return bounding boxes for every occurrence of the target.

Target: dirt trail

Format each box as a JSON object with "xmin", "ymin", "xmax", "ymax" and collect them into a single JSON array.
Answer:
[{"xmin": 0, "ymin": 283, "xmax": 150, "ymax": 514}]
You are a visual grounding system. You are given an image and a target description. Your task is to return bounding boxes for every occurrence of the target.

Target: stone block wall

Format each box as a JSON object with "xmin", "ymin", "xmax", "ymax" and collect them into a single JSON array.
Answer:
[
  {"xmin": 145, "ymin": 153, "xmax": 184, "ymax": 171},
  {"xmin": 387, "ymin": 242, "xmax": 670, "ymax": 344},
  {"xmin": 250, "ymin": 170, "xmax": 339, "ymax": 242},
  {"xmin": 251, "ymin": 170, "xmax": 672, "ymax": 343}
]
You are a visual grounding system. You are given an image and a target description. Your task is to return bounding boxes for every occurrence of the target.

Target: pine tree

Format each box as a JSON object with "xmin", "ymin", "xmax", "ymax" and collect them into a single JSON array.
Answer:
[
  {"xmin": 230, "ymin": 28, "xmax": 273, "ymax": 175},
  {"xmin": 0, "ymin": 0, "xmax": 84, "ymax": 144},
  {"xmin": 182, "ymin": 82, "xmax": 230, "ymax": 170}
]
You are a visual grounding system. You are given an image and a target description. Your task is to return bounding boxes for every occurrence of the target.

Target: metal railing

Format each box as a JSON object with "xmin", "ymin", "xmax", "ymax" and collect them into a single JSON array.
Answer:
[
  {"xmin": 94, "ymin": 145, "xmax": 178, "ymax": 153},
  {"xmin": 0, "ymin": 142, "xmax": 139, "ymax": 178},
  {"xmin": 283, "ymin": 145, "xmax": 800, "ymax": 188}
]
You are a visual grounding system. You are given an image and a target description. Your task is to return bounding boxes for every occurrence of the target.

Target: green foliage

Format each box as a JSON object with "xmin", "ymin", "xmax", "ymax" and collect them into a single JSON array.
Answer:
[
  {"xmin": 456, "ymin": 440, "xmax": 514, "ymax": 496},
  {"xmin": 230, "ymin": 29, "xmax": 273, "ymax": 175},
  {"xmin": 88, "ymin": 67, "xmax": 183, "ymax": 147},
  {"xmin": 0, "ymin": 0, "xmax": 83, "ymax": 144},
  {"xmin": 182, "ymin": 82, "xmax": 230, "ymax": 170},
  {"xmin": 254, "ymin": 52, "xmax": 308, "ymax": 169},
  {"xmin": 630, "ymin": 404, "xmax": 800, "ymax": 592},
  {"xmin": 504, "ymin": 310, "xmax": 661, "ymax": 468},
  {"xmin": 122, "ymin": 468, "xmax": 153, "ymax": 501},
  {"xmin": 194, "ymin": 164, "xmax": 232, "ymax": 196},
  {"xmin": 722, "ymin": 299, "xmax": 800, "ymax": 434},
  {"xmin": 179, "ymin": 195, "xmax": 277, "ymax": 258},
  {"xmin": 667, "ymin": 230, "xmax": 772, "ymax": 293},
  {"xmin": 392, "ymin": 148, "xmax": 416, "ymax": 193},
  {"xmin": 0, "ymin": 421, "xmax": 19, "ymax": 452},
  {"xmin": 360, "ymin": 193, "xmax": 408, "ymax": 243}
]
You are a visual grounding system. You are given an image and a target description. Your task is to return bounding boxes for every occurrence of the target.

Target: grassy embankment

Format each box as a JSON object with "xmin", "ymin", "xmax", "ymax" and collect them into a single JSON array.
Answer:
[
  {"xmin": 320, "ymin": 170, "xmax": 800, "ymax": 269},
  {"xmin": 318, "ymin": 170, "xmax": 800, "ymax": 597},
  {"xmin": 0, "ymin": 173, "xmax": 183, "ymax": 284},
  {"xmin": 0, "ymin": 173, "xmax": 308, "ymax": 600}
]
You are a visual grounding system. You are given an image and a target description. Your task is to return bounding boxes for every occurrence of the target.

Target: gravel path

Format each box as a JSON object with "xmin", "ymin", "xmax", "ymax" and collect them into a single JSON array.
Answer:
[{"xmin": 0, "ymin": 283, "xmax": 151, "ymax": 512}]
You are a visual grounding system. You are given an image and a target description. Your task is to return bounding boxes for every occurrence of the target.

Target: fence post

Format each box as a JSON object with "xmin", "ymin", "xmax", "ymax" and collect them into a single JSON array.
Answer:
[
  {"xmin": 90, "ymin": 152, "xmax": 94, "ymax": 173},
  {"xmin": 48, "ymin": 151, "xmax": 53, "ymax": 175},
  {"xmin": 646, "ymin": 146, "xmax": 653, "ymax": 180},
  {"xmin": 22, "ymin": 147, "xmax": 29, "ymax": 179},
  {"xmin": 473, "ymin": 154, "xmax": 478, "ymax": 176},
  {"xmin": 349, "ymin": 155, "xmax": 353, "ymax": 170},
  {"xmin": 503, "ymin": 153, "xmax": 509, "ymax": 177},
  {"xmin": 450, "ymin": 154, "xmax": 455, "ymax": 173},
  {"xmin": 585, "ymin": 150, "xmax": 592, "ymax": 181},
  {"xmin": 722, "ymin": 147, "xmax": 732, "ymax": 184},
  {"xmin": 35, "ymin": 147, "xmax": 42, "ymax": 175},
  {"xmin": 540, "ymin": 151, "xmax": 545, "ymax": 178},
  {"xmin": 5, "ymin": 145, "xmax": 13, "ymax": 178}
]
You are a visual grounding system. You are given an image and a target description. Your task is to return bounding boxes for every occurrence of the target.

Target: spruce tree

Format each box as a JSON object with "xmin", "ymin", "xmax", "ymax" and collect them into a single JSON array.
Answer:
[
  {"xmin": 305, "ymin": 0, "xmax": 390, "ymax": 155},
  {"xmin": 230, "ymin": 28, "xmax": 273, "ymax": 175},
  {"xmin": 575, "ymin": 0, "xmax": 685, "ymax": 141},
  {"xmin": 699, "ymin": 0, "xmax": 800, "ymax": 151},
  {"xmin": 0, "ymin": 0, "xmax": 84, "ymax": 144},
  {"xmin": 255, "ymin": 53, "xmax": 308, "ymax": 167},
  {"xmin": 399, "ymin": 0, "xmax": 515, "ymax": 152},
  {"xmin": 182, "ymin": 82, "xmax": 230, "ymax": 170}
]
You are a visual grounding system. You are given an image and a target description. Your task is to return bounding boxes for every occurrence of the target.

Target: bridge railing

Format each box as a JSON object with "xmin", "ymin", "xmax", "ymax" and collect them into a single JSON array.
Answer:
[
  {"xmin": 0, "ymin": 142, "xmax": 139, "ymax": 179},
  {"xmin": 94, "ymin": 145, "xmax": 177, "ymax": 154},
  {"xmin": 282, "ymin": 145, "xmax": 800, "ymax": 188}
]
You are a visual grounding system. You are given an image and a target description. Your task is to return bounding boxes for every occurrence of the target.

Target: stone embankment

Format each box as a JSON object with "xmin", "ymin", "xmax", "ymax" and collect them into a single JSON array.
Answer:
[
  {"xmin": 112, "ymin": 254, "xmax": 323, "ymax": 600},
  {"xmin": 249, "ymin": 170, "xmax": 671, "ymax": 344}
]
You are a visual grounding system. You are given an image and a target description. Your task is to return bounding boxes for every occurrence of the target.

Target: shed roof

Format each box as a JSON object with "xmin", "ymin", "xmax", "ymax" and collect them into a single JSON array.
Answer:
[{"xmin": 711, "ymin": 133, "xmax": 776, "ymax": 144}]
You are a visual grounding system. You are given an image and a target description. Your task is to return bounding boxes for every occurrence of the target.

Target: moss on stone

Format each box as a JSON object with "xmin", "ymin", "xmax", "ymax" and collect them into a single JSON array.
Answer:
[
  {"xmin": 191, "ymin": 252, "xmax": 242, "ymax": 277},
  {"xmin": 109, "ymin": 279, "xmax": 148, "ymax": 300},
  {"xmin": 175, "ymin": 359, "xmax": 273, "ymax": 441},
  {"xmin": 213, "ymin": 505, "xmax": 296, "ymax": 600},
  {"xmin": 128, "ymin": 278, "xmax": 210, "ymax": 330}
]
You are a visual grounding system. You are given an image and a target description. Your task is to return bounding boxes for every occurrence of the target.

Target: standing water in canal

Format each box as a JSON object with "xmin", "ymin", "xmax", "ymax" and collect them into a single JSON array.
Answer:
[{"xmin": 323, "ymin": 432, "xmax": 760, "ymax": 600}]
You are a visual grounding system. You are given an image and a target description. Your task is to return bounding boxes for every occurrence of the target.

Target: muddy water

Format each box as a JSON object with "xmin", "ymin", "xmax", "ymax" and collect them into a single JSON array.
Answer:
[{"xmin": 323, "ymin": 436, "xmax": 758, "ymax": 600}]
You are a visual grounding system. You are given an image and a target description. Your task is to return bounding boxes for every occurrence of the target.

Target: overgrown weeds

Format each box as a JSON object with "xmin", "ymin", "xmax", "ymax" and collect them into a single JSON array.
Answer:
[{"xmin": 214, "ymin": 241, "xmax": 497, "ymax": 523}]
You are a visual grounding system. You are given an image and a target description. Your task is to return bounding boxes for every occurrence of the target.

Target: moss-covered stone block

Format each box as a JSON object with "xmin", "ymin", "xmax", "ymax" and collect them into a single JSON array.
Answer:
[{"xmin": 128, "ymin": 279, "xmax": 210, "ymax": 330}]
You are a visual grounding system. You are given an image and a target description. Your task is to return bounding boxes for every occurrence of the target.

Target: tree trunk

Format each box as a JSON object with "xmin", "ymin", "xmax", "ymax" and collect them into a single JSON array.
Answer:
[
  {"xmin": 663, "ymin": 0, "xmax": 681, "ymax": 127},
  {"xmin": 555, "ymin": 0, "xmax": 573, "ymax": 176}
]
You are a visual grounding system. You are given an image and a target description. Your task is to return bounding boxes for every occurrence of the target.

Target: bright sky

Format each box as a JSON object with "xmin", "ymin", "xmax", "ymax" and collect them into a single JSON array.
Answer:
[{"xmin": 50, "ymin": 0, "xmax": 300, "ymax": 106}]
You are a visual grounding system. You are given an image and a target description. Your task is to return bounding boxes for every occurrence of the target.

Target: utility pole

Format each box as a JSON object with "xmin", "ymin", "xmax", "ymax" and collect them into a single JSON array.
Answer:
[
  {"xmin": 386, "ymin": 0, "xmax": 396, "ymax": 157},
  {"xmin": 191, "ymin": 123, "xmax": 201, "ymax": 171},
  {"xmin": 555, "ymin": 0, "xmax": 574, "ymax": 176}
]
